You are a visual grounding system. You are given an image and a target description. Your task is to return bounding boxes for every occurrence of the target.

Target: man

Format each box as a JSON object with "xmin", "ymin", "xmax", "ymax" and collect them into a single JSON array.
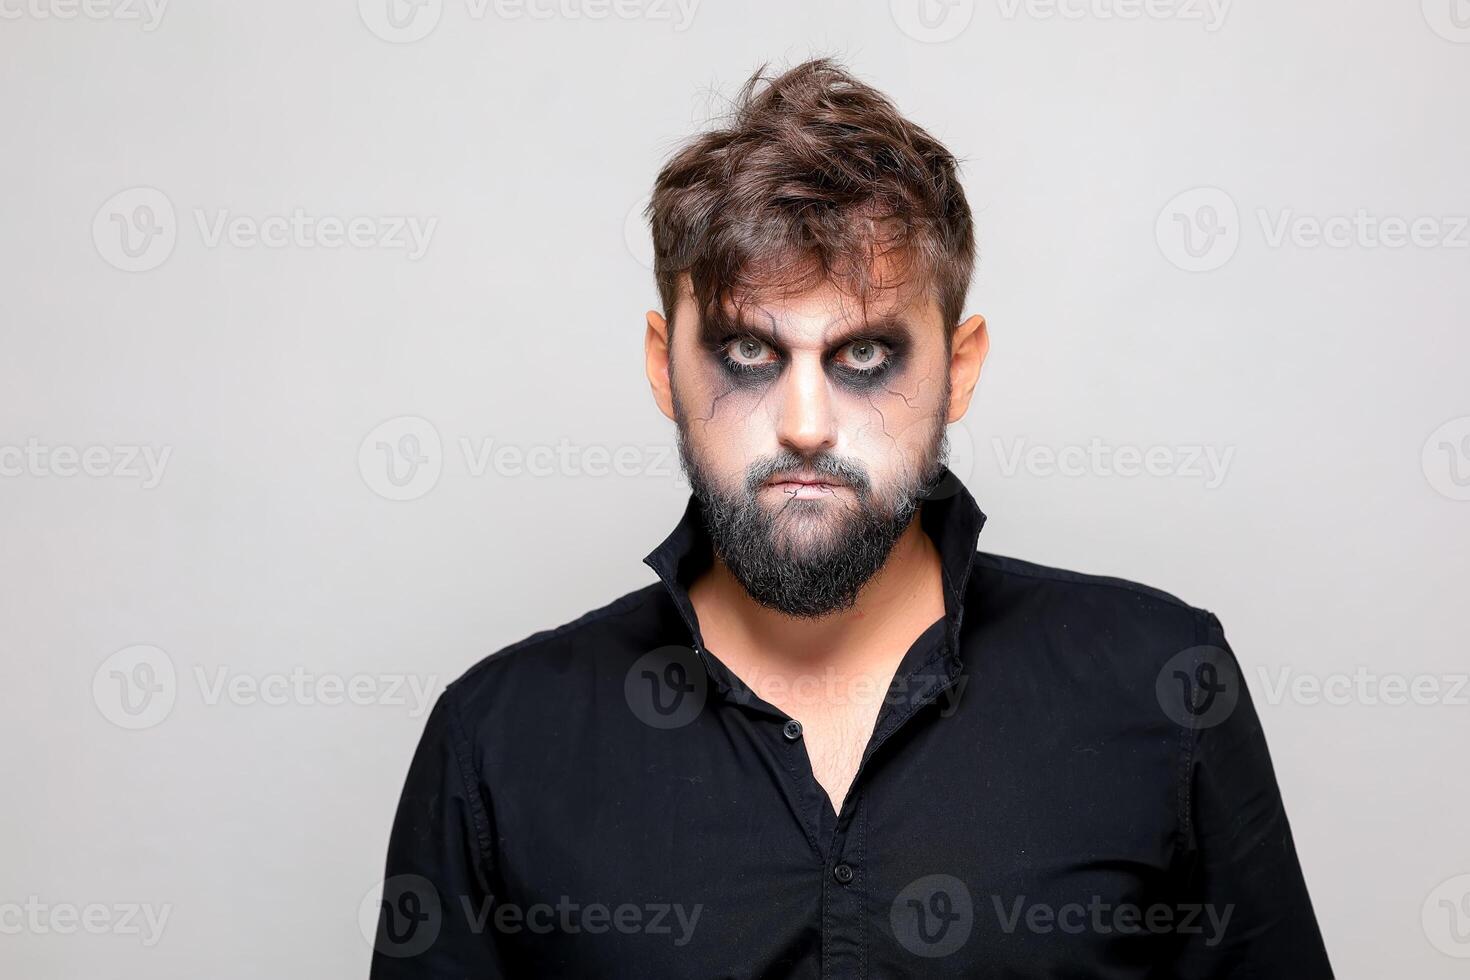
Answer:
[{"xmin": 370, "ymin": 58, "xmax": 1333, "ymax": 978}]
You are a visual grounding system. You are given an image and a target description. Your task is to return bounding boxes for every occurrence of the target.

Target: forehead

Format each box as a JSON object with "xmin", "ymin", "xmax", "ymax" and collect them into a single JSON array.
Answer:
[{"xmin": 674, "ymin": 269, "xmax": 944, "ymax": 347}]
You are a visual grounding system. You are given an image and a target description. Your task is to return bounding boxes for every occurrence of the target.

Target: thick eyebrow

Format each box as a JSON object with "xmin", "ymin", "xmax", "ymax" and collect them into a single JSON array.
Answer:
[{"xmin": 703, "ymin": 311, "xmax": 916, "ymax": 351}]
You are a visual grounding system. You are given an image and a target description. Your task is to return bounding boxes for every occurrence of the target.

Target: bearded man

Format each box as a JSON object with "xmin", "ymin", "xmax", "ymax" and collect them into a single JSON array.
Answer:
[{"xmin": 370, "ymin": 57, "xmax": 1332, "ymax": 979}]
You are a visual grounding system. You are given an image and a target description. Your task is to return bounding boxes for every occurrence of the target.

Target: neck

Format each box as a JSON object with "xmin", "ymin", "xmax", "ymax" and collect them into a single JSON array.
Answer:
[{"xmin": 689, "ymin": 506, "xmax": 944, "ymax": 671}]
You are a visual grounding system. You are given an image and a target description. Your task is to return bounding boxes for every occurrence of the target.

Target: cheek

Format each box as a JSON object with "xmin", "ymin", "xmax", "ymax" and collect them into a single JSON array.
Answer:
[
  {"xmin": 677, "ymin": 365, "xmax": 778, "ymax": 433},
  {"xmin": 835, "ymin": 369, "xmax": 944, "ymax": 450},
  {"xmin": 674, "ymin": 366, "xmax": 781, "ymax": 482}
]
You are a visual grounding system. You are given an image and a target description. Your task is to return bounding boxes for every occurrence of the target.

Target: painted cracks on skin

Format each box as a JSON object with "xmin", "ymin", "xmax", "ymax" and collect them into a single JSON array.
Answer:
[
  {"xmin": 687, "ymin": 304, "xmax": 936, "ymax": 492},
  {"xmin": 689, "ymin": 309, "xmax": 783, "ymax": 426}
]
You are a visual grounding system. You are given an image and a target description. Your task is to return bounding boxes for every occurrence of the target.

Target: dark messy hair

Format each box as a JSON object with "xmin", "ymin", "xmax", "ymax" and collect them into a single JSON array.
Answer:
[{"xmin": 644, "ymin": 57, "xmax": 976, "ymax": 342}]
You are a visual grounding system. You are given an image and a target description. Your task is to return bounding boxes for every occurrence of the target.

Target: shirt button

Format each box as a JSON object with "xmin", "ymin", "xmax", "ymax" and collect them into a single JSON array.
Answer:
[
  {"xmin": 833, "ymin": 863, "xmax": 855, "ymax": 885},
  {"xmin": 782, "ymin": 719, "xmax": 803, "ymax": 741}
]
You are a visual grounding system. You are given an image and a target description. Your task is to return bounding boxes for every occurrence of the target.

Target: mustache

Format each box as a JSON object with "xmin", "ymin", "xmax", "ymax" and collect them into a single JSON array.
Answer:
[{"xmin": 743, "ymin": 453, "xmax": 872, "ymax": 497}]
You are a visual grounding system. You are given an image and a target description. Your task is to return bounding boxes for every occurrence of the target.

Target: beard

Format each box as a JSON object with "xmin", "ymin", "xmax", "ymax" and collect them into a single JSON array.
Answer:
[{"xmin": 673, "ymin": 398, "xmax": 951, "ymax": 620}]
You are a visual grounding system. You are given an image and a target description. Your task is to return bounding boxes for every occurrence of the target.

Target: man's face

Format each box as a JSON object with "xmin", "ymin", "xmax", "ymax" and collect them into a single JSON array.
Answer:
[{"xmin": 668, "ymin": 268, "xmax": 953, "ymax": 618}]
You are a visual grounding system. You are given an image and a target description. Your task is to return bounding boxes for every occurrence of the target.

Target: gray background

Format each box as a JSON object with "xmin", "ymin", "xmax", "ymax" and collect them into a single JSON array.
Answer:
[{"xmin": 3, "ymin": 0, "xmax": 1468, "ymax": 976}]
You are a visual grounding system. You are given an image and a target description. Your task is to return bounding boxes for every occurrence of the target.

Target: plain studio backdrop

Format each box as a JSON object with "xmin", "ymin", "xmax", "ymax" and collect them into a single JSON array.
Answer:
[{"xmin": 2, "ymin": 2, "xmax": 1468, "ymax": 977}]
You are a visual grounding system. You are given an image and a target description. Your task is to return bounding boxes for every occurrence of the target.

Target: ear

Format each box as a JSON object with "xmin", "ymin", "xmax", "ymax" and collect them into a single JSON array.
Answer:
[
  {"xmin": 946, "ymin": 314, "xmax": 989, "ymax": 424},
  {"xmin": 645, "ymin": 309, "xmax": 677, "ymax": 422}
]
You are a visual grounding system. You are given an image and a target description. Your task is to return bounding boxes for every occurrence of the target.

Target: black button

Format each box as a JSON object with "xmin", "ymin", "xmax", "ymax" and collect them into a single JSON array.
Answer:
[
  {"xmin": 782, "ymin": 719, "xmax": 803, "ymax": 741},
  {"xmin": 833, "ymin": 863, "xmax": 855, "ymax": 884}
]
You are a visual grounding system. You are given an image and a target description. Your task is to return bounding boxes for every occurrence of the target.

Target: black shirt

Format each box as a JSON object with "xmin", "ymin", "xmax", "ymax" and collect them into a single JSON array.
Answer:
[{"xmin": 369, "ymin": 472, "xmax": 1333, "ymax": 978}]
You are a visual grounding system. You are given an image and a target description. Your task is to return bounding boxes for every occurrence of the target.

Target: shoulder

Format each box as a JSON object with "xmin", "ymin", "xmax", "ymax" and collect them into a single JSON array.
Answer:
[
  {"xmin": 436, "ymin": 581, "xmax": 674, "ymax": 726},
  {"xmin": 971, "ymin": 549, "xmax": 1210, "ymax": 615},
  {"xmin": 965, "ymin": 550, "xmax": 1223, "ymax": 675}
]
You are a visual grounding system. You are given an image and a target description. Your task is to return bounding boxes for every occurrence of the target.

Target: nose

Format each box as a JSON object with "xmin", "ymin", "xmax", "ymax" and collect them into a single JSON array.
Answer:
[{"xmin": 774, "ymin": 354, "xmax": 838, "ymax": 457}]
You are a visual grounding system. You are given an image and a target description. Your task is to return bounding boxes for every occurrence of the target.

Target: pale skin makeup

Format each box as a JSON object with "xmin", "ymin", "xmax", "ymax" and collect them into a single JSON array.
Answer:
[{"xmin": 644, "ymin": 265, "xmax": 989, "ymax": 815}]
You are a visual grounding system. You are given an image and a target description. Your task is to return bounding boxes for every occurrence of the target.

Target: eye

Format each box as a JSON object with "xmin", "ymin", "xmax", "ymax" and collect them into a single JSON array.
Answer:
[
  {"xmin": 834, "ymin": 339, "xmax": 889, "ymax": 373},
  {"xmin": 720, "ymin": 336, "xmax": 779, "ymax": 373}
]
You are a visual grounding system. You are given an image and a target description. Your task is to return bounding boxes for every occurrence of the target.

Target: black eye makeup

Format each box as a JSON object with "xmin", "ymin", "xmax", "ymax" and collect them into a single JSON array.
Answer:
[
  {"xmin": 703, "ymin": 330, "xmax": 908, "ymax": 390},
  {"xmin": 716, "ymin": 335, "xmax": 781, "ymax": 381},
  {"xmin": 829, "ymin": 338, "xmax": 901, "ymax": 387}
]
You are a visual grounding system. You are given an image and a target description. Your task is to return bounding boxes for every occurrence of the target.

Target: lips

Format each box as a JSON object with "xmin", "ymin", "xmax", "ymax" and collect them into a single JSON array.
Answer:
[{"xmin": 765, "ymin": 473, "xmax": 847, "ymax": 490}]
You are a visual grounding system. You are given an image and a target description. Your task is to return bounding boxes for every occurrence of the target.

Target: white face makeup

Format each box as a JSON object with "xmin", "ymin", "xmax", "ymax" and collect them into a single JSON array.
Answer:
[
  {"xmin": 667, "ymin": 268, "xmax": 953, "ymax": 616},
  {"xmin": 672, "ymin": 273, "xmax": 951, "ymax": 545}
]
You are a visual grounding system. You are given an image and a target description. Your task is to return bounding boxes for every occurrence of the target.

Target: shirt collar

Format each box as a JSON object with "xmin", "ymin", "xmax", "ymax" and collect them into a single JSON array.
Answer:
[{"xmin": 642, "ymin": 468, "xmax": 988, "ymax": 676}]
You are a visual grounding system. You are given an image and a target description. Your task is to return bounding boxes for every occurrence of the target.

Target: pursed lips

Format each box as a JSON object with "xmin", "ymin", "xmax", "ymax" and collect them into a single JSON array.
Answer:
[{"xmin": 764, "ymin": 474, "xmax": 847, "ymax": 493}]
